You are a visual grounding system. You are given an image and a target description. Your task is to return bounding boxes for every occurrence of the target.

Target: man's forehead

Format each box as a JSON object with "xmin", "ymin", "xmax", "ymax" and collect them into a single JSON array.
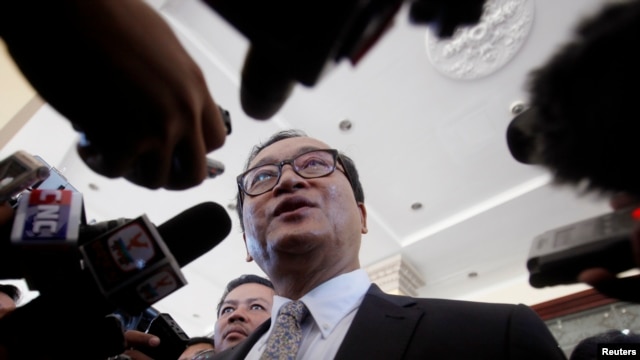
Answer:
[
  {"xmin": 223, "ymin": 295, "xmax": 269, "ymax": 304},
  {"xmin": 251, "ymin": 137, "xmax": 332, "ymax": 166},
  {"xmin": 226, "ymin": 282, "xmax": 274, "ymax": 299}
]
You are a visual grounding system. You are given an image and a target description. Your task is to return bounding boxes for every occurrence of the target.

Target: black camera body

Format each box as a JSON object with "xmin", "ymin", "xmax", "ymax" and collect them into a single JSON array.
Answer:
[{"xmin": 144, "ymin": 313, "xmax": 190, "ymax": 360}]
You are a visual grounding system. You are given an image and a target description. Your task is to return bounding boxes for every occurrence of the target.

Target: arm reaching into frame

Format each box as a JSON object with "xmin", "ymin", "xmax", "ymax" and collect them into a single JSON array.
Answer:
[{"xmin": 1, "ymin": 0, "xmax": 227, "ymax": 190}]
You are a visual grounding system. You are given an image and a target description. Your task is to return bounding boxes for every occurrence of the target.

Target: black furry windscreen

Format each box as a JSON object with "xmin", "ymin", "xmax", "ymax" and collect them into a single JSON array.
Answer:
[{"xmin": 517, "ymin": 0, "xmax": 640, "ymax": 196}]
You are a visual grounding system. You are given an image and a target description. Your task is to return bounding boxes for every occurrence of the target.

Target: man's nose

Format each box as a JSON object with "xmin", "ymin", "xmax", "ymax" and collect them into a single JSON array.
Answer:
[
  {"xmin": 228, "ymin": 308, "xmax": 247, "ymax": 322},
  {"xmin": 274, "ymin": 164, "xmax": 305, "ymax": 191},
  {"xmin": 280, "ymin": 163, "xmax": 299, "ymax": 178}
]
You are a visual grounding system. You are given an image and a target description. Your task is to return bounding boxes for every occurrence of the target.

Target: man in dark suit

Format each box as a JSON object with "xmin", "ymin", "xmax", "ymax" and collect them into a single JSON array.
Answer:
[{"xmin": 216, "ymin": 129, "xmax": 565, "ymax": 359}]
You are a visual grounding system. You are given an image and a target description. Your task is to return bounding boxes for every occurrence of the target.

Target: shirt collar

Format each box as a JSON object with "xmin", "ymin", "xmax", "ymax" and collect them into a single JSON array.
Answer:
[{"xmin": 271, "ymin": 269, "xmax": 371, "ymax": 338}]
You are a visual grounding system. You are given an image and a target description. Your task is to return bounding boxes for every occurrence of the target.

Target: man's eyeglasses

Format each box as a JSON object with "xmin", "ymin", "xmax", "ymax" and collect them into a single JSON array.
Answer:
[
  {"xmin": 237, "ymin": 149, "xmax": 346, "ymax": 197},
  {"xmin": 191, "ymin": 349, "xmax": 216, "ymax": 360}
]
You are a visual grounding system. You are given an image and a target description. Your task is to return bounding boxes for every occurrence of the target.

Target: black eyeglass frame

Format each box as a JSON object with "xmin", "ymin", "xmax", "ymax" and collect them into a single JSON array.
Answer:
[
  {"xmin": 191, "ymin": 349, "xmax": 216, "ymax": 360},
  {"xmin": 236, "ymin": 149, "xmax": 353, "ymax": 206}
]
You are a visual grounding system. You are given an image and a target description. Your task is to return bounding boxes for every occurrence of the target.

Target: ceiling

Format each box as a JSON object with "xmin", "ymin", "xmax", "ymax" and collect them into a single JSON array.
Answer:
[{"xmin": 1, "ymin": 0, "xmax": 618, "ymax": 337}]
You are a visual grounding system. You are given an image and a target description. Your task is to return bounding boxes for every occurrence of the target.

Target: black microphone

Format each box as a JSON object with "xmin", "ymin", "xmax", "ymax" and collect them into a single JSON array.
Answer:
[
  {"xmin": 506, "ymin": 0, "xmax": 640, "ymax": 197},
  {"xmin": 79, "ymin": 201, "xmax": 232, "ymax": 268},
  {"xmin": 1, "ymin": 199, "xmax": 232, "ymax": 359},
  {"xmin": 408, "ymin": 0, "xmax": 487, "ymax": 38},
  {"xmin": 205, "ymin": 0, "xmax": 406, "ymax": 120},
  {"xmin": 10, "ymin": 191, "xmax": 232, "ymax": 313},
  {"xmin": 204, "ymin": 0, "xmax": 486, "ymax": 120},
  {"xmin": 154, "ymin": 201, "xmax": 231, "ymax": 266},
  {"xmin": 505, "ymin": 1, "xmax": 640, "ymax": 301}
]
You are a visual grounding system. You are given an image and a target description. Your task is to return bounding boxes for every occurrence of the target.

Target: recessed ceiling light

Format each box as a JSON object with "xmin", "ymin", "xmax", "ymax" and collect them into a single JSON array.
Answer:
[
  {"xmin": 411, "ymin": 202, "xmax": 423, "ymax": 211},
  {"xmin": 339, "ymin": 119, "xmax": 352, "ymax": 131},
  {"xmin": 468, "ymin": 271, "xmax": 478, "ymax": 278},
  {"xmin": 510, "ymin": 101, "xmax": 527, "ymax": 115}
]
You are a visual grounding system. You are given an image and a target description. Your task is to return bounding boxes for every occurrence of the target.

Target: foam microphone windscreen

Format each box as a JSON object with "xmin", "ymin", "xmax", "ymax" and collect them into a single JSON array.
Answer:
[
  {"xmin": 516, "ymin": 0, "xmax": 640, "ymax": 196},
  {"xmin": 157, "ymin": 201, "xmax": 232, "ymax": 267}
]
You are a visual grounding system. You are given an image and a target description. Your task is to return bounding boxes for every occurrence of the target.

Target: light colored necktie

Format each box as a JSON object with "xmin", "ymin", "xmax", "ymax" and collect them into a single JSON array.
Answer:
[{"xmin": 260, "ymin": 301, "xmax": 309, "ymax": 360}]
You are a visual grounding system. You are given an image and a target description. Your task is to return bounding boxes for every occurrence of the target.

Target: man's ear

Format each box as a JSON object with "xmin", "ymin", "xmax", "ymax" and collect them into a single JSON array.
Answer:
[
  {"xmin": 243, "ymin": 233, "xmax": 253, "ymax": 262},
  {"xmin": 358, "ymin": 202, "xmax": 368, "ymax": 234}
]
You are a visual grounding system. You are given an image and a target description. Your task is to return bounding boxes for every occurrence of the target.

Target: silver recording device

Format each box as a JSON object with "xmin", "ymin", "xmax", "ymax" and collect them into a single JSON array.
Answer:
[
  {"xmin": 527, "ymin": 207, "xmax": 638, "ymax": 288},
  {"xmin": 0, "ymin": 151, "xmax": 50, "ymax": 203}
]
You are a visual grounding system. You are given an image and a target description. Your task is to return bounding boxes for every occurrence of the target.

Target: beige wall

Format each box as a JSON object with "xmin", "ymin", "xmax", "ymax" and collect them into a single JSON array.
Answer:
[{"xmin": 0, "ymin": 39, "xmax": 42, "ymax": 149}]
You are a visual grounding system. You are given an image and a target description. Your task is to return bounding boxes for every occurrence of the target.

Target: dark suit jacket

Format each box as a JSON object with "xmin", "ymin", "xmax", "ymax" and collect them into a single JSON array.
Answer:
[{"xmin": 212, "ymin": 284, "xmax": 566, "ymax": 359}]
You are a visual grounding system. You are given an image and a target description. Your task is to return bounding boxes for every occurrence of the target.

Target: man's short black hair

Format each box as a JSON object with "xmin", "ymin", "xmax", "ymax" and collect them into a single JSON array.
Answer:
[
  {"xmin": 216, "ymin": 274, "xmax": 274, "ymax": 317},
  {"xmin": 0, "ymin": 284, "xmax": 20, "ymax": 302},
  {"xmin": 186, "ymin": 336, "xmax": 215, "ymax": 347}
]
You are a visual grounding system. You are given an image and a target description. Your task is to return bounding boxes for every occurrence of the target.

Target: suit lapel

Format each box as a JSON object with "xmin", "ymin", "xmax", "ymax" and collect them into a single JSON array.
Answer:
[{"xmin": 334, "ymin": 284, "xmax": 424, "ymax": 359}]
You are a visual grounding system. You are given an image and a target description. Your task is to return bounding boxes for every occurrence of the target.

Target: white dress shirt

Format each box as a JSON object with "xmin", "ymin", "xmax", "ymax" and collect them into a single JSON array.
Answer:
[{"xmin": 245, "ymin": 269, "xmax": 371, "ymax": 360}]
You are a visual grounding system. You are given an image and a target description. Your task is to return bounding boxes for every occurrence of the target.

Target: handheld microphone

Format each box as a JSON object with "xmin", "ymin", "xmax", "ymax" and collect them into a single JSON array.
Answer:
[
  {"xmin": 1, "ymin": 153, "xmax": 232, "ymax": 358},
  {"xmin": 506, "ymin": 0, "xmax": 640, "ymax": 196},
  {"xmin": 10, "ymin": 189, "xmax": 85, "ymax": 292},
  {"xmin": 204, "ymin": 0, "xmax": 405, "ymax": 120},
  {"xmin": 81, "ymin": 201, "xmax": 232, "ymax": 313},
  {"xmin": 2, "ymin": 196, "xmax": 232, "ymax": 358},
  {"xmin": 153, "ymin": 201, "xmax": 232, "ymax": 267},
  {"xmin": 10, "ymin": 190, "xmax": 232, "ymax": 311},
  {"xmin": 79, "ymin": 213, "xmax": 189, "ymax": 314},
  {"xmin": 204, "ymin": 0, "xmax": 486, "ymax": 120},
  {"xmin": 505, "ymin": 1, "xmax": 640, "ymax": 291}
]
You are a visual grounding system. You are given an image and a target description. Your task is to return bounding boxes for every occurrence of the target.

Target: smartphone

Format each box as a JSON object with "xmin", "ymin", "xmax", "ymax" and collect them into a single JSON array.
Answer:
[
  {"xmin": 0, "ymin": 151, "xmax": 50, "ymax": 203},
  {"xmin": 527, "ymin": 207, "xmax": 638, "ymax": 288},
  {"xmin": 144, "ymin": 313, "xmax": 190, "ymax": 360}
]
